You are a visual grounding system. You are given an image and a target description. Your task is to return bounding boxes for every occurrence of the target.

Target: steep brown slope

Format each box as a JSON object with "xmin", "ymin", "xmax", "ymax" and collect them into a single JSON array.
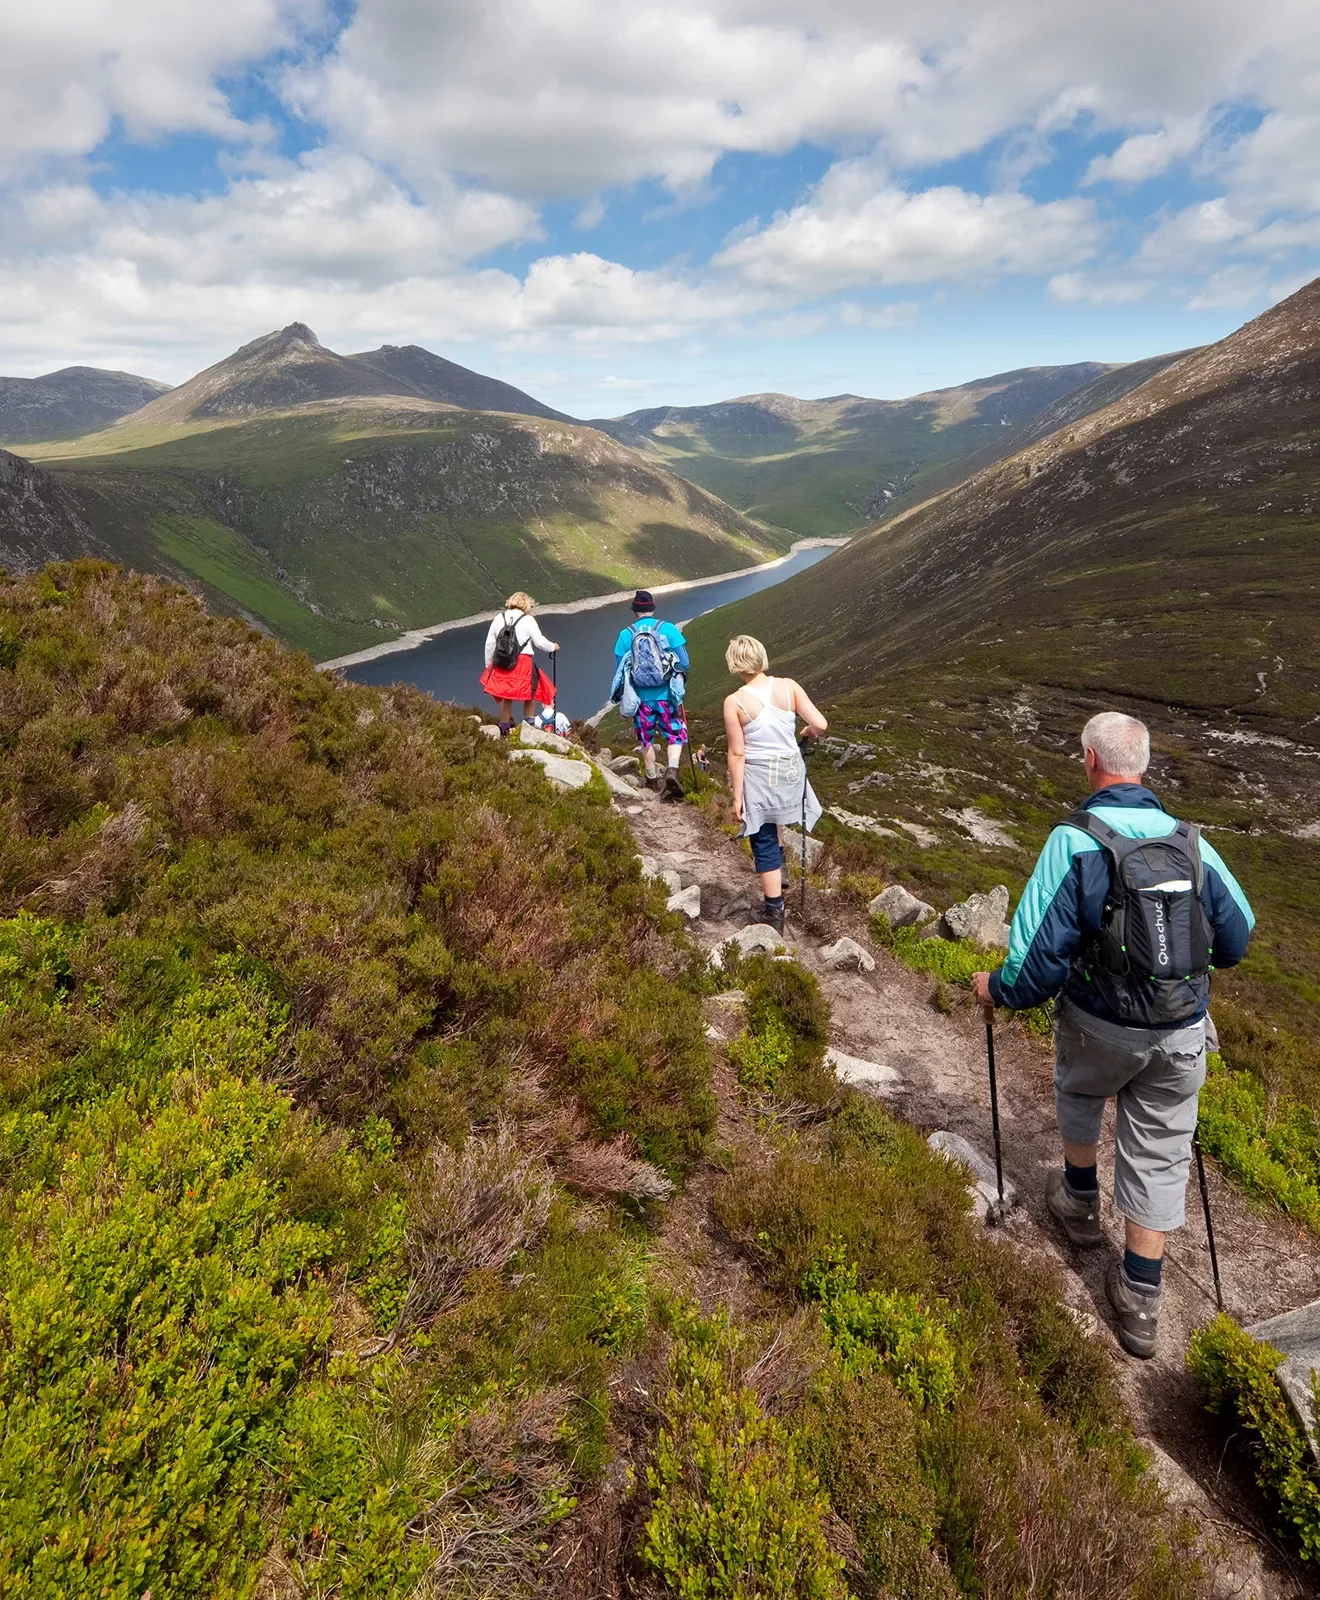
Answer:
[{"xmin": 689, "ymin": 276, "xmax": 1320, "ymax": 718}]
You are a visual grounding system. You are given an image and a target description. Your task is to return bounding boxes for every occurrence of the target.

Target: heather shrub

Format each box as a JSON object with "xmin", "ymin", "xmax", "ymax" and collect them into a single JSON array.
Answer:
[
  {"xmin": 1188, "ymin": 1314, "xmax": 1320, "ymax": 1561},
  {"xmin": 1198, "ymin": 1051, "xmax": 1320, "ymax": 1232},
  {"xmin": 0, "ymin": 562, "xmax": 716, "ymax": 1595},
  {"xmin": 641, "ymin": 1309, "xmax": 845, "ymax": 1600}
]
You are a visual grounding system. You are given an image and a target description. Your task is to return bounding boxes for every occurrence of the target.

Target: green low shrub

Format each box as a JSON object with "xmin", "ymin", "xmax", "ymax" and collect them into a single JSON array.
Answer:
[
  {"xmin": 871, "ymin": 918, "xmax": 998, "ymax": 988},
  {"xmin": 1198, "ymin": 1053, "xmax": 1320, "ymax": 1233},
  {"xmin": 802, "ymin": 1245, "xmax": 960, "ymax": 1409},
  {"xmin": 728, "ymin": 1009, "xmax": 793, "ymax": 1093},
  {"xmin": 641, "ymin": 1310, "xmax": 845, "ymax": 1600},
  {"xmin": 1188, "ymin": 1314, "xmax": 1320, "ymax": 1561}
]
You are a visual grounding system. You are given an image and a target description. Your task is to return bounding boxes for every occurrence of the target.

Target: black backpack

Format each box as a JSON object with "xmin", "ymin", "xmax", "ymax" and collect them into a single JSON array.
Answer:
[
  {"xmin": 491, "ymin": 611, "xmax": 524, "ymax": 671},
  {"xmin": 1065, "ymin": 809, "xmax": 1213, "ymax": 1026}
]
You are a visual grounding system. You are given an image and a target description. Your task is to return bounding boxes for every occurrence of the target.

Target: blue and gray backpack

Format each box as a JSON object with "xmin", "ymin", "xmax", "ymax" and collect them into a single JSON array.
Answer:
[{"xmin": 628, "ymin": 620, "xmax": 678, "ymax": 691}]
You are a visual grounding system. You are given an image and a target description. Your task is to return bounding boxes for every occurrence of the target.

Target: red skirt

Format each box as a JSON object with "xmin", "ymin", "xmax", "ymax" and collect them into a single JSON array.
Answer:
[{"xmin": 480, "ymin": 653, "xmax": 554, "ymax": 703}]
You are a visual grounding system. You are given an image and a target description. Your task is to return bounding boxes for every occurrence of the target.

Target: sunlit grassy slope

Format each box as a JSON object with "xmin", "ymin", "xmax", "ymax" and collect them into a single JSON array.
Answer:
[
  {"xmin": 685, "ymin": 277, "xmax": 1320, "ymax": 1097},
  {"xmin": 33, "ymin": 400, "xmax": 792, "ymax": 657}
]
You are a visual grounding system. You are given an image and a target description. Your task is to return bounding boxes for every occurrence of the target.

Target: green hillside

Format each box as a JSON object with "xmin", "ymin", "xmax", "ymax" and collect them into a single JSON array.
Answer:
[
  {"xmin": 0, "ymin": 561, "xmax": 1202, "ymax": 1596},
  {"xmin": 685, "ymin": 277, "xmax": 1320, "ymax": 1093},
  {"xmin": 18, "ymin": 400, "xmax": 791, "ymax": 659},
  {"xmin": 593, "ymin": 357, "xmax": 1184, "ymax": 537}
]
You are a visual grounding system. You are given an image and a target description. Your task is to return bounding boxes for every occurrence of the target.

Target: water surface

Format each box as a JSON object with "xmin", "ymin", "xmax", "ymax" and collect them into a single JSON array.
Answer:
[{"xmin": 343, "ymin": 544, "xmax": 839, "ymax": 719}]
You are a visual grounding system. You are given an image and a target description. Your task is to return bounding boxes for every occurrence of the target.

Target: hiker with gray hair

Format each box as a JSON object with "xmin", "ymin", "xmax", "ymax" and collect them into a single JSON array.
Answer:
[{"xmin": 972, "ymin": 711, "xmax": 1254, "ymax": 1358}]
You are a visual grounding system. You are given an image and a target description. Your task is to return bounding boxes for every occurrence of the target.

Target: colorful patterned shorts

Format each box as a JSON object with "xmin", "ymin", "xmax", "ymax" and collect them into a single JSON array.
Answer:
[{"xmin": 633, "ymin": 698, "xmax": 687, "ymax": 746}]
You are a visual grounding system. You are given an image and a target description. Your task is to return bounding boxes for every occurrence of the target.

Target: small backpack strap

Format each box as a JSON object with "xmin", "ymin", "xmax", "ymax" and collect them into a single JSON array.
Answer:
[
  {"xmin": 1062, "ymin": 808, "xmax": 1121, "ymax": 849},
  {"xmin": 1181, "ymin": 820, "xmax": 1206, "ymax": 895}
]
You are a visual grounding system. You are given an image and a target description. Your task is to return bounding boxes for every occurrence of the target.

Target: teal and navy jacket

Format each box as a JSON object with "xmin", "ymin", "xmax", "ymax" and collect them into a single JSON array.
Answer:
[{"xmin": 988, "ymin": 784, "xmax": 1254, "ymax": 1026}]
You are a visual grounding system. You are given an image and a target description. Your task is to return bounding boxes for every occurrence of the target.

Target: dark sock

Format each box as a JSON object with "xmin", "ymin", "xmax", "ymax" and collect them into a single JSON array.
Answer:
[
  {"xmin": 1123, "ymin": 1248, "xmax": 1163, "ymax": 1290},
  {"xmin": 764, "ymin": 894, "xmax": 785, "ymax": 912},
  {"xmin": 498, "ymin": 720, "xmax": 512, "ymax": 737},
  {"xmin": 1064, "ymin": 1159, "xmax": 1098, "ymax": 1196}
]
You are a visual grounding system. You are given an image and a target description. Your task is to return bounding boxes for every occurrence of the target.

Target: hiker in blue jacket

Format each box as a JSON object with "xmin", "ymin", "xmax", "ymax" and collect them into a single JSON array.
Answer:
[
  {"xmin": 973, "ymin": 711, "xmax": 1254, "ymax": 1359},
  {"xmin": 610, "ymin": 590, "xmax": 690, "ymax": 801}
]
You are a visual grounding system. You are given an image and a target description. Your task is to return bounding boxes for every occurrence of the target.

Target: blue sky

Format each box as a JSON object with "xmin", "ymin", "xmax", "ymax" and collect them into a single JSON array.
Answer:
[{"xmin": 2, "ymin": 0, "xmax": 1318, "ymax": 416}]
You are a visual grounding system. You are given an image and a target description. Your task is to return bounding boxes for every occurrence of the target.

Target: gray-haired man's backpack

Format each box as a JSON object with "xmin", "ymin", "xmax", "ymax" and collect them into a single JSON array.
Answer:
[{"xmin": 1065, "ymin": 810, "xmax": 1213, "ymax": 1026}]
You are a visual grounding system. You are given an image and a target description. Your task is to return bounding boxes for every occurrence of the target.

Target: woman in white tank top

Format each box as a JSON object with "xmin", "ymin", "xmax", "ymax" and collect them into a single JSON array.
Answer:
[{"xmin": 722, "ymin": 634, "xmax": 827, "ymax": 931}]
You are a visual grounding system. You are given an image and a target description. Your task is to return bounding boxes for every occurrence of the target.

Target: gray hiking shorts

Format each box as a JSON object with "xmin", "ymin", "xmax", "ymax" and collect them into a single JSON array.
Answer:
[{"xmin": 1054, "ymin": 995, "xmax": 1207, "ymax": 1233}]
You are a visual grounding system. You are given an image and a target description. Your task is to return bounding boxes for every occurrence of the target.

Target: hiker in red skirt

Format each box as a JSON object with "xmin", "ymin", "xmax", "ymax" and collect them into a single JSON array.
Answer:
[{"xmin": 480, "ymin": 592, "xmax": 559, "ymax": 735}]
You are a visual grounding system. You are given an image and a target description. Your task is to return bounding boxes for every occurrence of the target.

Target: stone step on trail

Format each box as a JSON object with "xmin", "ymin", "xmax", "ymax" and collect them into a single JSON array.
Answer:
[
  {"xmin": 827, "ymin": 1047, "xmax": 901, "ymax": 1097},
  {"xmin": 928, "ymin": 1129, "xmax": 1018, "ymax": 1221}
]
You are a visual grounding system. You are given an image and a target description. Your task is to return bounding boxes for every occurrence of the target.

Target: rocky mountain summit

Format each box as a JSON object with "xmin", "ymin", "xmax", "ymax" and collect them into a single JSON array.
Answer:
[{"xmin": 112, "ymin": 323, "xmax": 569, "ymax": 432}]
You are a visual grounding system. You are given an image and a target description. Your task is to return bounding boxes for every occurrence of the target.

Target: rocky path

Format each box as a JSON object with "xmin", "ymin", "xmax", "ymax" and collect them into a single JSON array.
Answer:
[{"xmin": 616, "ymin": 778, "xmax": 1320, "ymax": 1599}]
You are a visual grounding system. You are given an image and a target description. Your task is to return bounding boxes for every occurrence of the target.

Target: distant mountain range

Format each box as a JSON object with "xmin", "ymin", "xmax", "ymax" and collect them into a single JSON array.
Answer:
[
  {"xmin": 1, "ymin": 322, "xmax": 1196, "ymax": 660},
  {"xmin": 588, "ymin": 358, "xmax": 1186, "ymax": 536},
  {"xmin": 3, "ymin": 326, "xmax": 788, "ymax": 659}
]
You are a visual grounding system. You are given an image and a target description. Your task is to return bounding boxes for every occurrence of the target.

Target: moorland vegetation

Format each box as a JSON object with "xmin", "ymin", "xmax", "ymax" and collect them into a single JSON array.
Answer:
[{"xmin": 0, "ymin": 560, "xmax": 1212, "ymax": 1597}]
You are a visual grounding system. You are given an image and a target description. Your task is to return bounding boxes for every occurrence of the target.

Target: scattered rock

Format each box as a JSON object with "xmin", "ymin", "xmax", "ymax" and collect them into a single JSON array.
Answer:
[
  {"xmin": 818, "ymin": 937, "xmax": 876, "ymax": 973},
  {"xmin": 940, "ymin": 806, "xmax": 1019, "ymax": 850},
  {"xmin": 597, "ymin": 748, "xmax": 613, "ymax": 764},
  {"xmin": 509, "ymin": 748, "xmax": 592, "ymax": 790},
  {"xmin": 592, "ymin": 761, "xmax": 640, "ymax": 800},
  {"xmin": 942, "ymin": 886, "xmax": 1011, "ymax": 948},
  {"xmin": 518, "ymin": 723, "xmax": 573, "ymax": 754},
  {"xmin": 828, "ymin": 805, "xmax": 900, "ymax": 841},
  {"xmin": 868, "ymin": 884, "xmax": 937, "ymax": 929},
  {"xmin": 608, "ymin": 754, "xmax": 640, "ymax": 775},
  {"xmin": 478, "ymin": 724, "xmax": 502, "ymax": 739},
  {"xmin": 919, "ymin": 916, "xmax": 951, "ymax": 941},
  {"xmin": 660, "ymin": 869, "xmax": 683, "ymax": 896},
  {"xmin": 827, "ymin": 1048, "xmax": 900, "ymax": 1096},
  {"xmin": 782, "ymin": 827, "xmax": 824, "ymax": 870},
  {"xmin": 667, "ymin": 884, "xmax": 702, "ymax": 919},
  {"xmin": 636, "ymin": 854, "xmax": 659, "ymax": 881},
  {"xmin": 718, "ymin": 886, "xmax": 761, "ymax": 921},
  {"xmin": 1249, "ymin": 1301, "xmax": 1320, "ymax": 1462},
  {"xmin": 710, "ymin": 923, "xmax": 786, "ymax": 969},
  {"xmin": 928, "ymin": 1130, "xmax": 1018, "ymax": 1217},
  {"xmin": 896, "ymin": 820, "xmax": 939, "ymax": 849}
]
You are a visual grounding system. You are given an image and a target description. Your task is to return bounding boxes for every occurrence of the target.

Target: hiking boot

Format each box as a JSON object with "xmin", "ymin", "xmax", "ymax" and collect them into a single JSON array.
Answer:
[
  {"xmin": 661, "ymin": 771, "xmax": 685, "ymax": 802},
  {"xmin": 758, "ymin": 902, "xmax": 786, "ymax": 934},
  {"xmin": 1045, "ymin": 1168, "xmax": 1103, "ymax": 1248},
  {"xmin": 1106, "ymin": 1260, "xmax": 1162, "ymax": 1359},
  {"xmin": 644, "ymin": 772, "xmax": 661, "ymax": 792}
]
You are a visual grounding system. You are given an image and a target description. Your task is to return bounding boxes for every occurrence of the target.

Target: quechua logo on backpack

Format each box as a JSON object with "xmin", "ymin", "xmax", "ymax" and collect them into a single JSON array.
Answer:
[{"xmin": 1065, "ymin": 810, "xmax": 1213, "ymax": 1026}]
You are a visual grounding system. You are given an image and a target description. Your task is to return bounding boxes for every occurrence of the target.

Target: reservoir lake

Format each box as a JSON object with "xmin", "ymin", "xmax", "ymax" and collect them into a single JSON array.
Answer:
[{"xmin": 340, "ymin": 543, "xmax": 839, "ymax": 720}]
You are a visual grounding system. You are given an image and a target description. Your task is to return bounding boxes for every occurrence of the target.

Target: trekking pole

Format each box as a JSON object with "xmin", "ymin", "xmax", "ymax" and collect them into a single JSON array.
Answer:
[
  {"xmin": 1193, "ymin": 1128, "xmax": 1224, "ymax": 1312},
  {"xmin": 985, "ymin": 1019, "xmax": 1006, "ymax": 1215},
  {"xmin": 798, "ymin": 737, "xmax": 809, "ymax": 920}
]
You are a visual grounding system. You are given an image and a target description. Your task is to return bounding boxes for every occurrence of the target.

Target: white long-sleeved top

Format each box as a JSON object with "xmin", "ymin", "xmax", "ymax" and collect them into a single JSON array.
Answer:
[{"xmin": 483, "ymin": 608, "xmax": 555, "ymax": 667}]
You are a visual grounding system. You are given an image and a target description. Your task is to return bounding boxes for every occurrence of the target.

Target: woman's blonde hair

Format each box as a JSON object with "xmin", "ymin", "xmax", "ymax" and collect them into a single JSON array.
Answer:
[
  {"xmin": 725, "ymin": 634, "xmax": 769, "ymax": 676},
  {"xmin": 505, "ymin": 591, "xmax": 535, "ymax": 613}
]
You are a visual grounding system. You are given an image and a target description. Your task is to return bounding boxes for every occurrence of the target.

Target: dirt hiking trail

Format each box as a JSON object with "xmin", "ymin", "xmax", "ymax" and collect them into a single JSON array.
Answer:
[{"xmin": 616, "ymin": 776, "xmax": 1320, "ymax": 1599}]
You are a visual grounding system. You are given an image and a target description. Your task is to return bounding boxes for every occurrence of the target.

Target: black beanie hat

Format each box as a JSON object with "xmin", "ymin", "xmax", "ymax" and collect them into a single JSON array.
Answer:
[{"xmin": 631, "ymin": 590, "xmax": 655, "ymax": 613}]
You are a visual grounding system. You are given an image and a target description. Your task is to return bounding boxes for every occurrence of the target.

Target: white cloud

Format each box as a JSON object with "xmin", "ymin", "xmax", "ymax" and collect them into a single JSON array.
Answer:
[
  {"xmin": 0, "ymin": 0, "xmax": 320, "ymax": 178},
  {"xmin": 1083, "ymin": 119, "xmax": 1206, "ymax": 185},
  {"xmin": 716, "ymin": 163, "xmax": 1102, "ymax": 292}
]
